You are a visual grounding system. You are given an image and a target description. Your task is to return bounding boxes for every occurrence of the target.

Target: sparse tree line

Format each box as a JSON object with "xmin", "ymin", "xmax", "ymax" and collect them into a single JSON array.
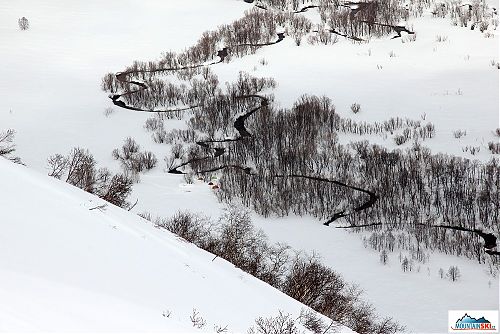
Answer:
[
  {"xmin": 45, "ymin": 139, "xmax": 159, "ymax": 208},
  {"xmin": 1, "ymin": 132, "xmax": 156, "ymax": 210},
  {"xmin": 368, "ymin": 233, "xmax": 470, "ymax": 280},
  {"xmin": 169, "ymin": 306, "xmax": 344, "ymax": 333},
  {"xmin": 101, "ymin": 0, "xmax": 422, "ymax": 111},
  {"xmin": 431, "ymin": 0, "xmax": 498, "ymax": 32},
  {"xmin": 46, "ymin": 147, "xmax": 136, "ymax": 208},
  {"xmin": 141, "ymin": 207, "xmax": 403, "ymax": 334}
]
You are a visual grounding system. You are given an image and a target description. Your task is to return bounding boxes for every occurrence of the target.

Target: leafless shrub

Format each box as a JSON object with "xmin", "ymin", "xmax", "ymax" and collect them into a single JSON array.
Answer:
[
  {"xmin": 435, "ymin": 35, "xmax": 448, "ymax": 42},
  {"xmin": 190, "ymin": 309, "xmax": 206, "ymax": 329},
  {"xmin": 103, "ymin": 107, "xmax": 115, "ymax": 117},
  {"xmin": 0, "ymin": 129, "xmax": 21, "ymax": 163},
  {"xmin": 94, "ymin": 168, "xmax": 133, "ymax": 208},
  {"xmin": 260, "ymin": 243, "xmax": 291, "ymax": 287},
  {"xmin": 171, "ymin": 143, "xmax": 185, "ymax": 159},
  {"xmin": 453, "ymin": 129, "xmax": 467, "ymax": 138},
  {"xmin": 214, "ymin": 325, "xmax": 229, "ymax": 333},
  {"xmin": 184, "ymin": 172, "xmax": 194, "ymax": 184},
  {"xmin": 282, "ymin": 253, "xmax": 350, "ymax": 318},
  {"xmin": 157, "ymin": 211, "xmax": 211, "ymax": 244},
  {"xmin": 350, "ymin": 103, "xmax": 361, "ymax": 114},
  {"xmin": 479, "ymin": 21, "xmax": 489, "ymax": 32},
  {"xmin": 388, "ymin": 50, "xmax": 396, "ymax": 57},
  {"xmin": 18, "ymin": 17, "xmax": 29, "ymax": 30},
  {"xmin": 494, "ymin": 128, "xmax": 500, "ymax": 137},
  {"xmin": 144, "ymin": 116, "xmax": 163, "ymax": 132},
  {"xmin": 113, "ymin": 137, "xmax": 157, "ymax": 173},
  {"xmin": 462, "ymin": 145, "xmax": 480, "ymax": 155},
  {"xmin": 65, "ymin": 148, "xmax": 97, "ymax": 192},
  {"xmin": 401, "ymin": 33, "xmax": 417, "ymax": 43},
  {"xmin": 488, "ymin": 142, "xmax": 500, "ymax": 154},
  {"xmin": 446, "ymin": 265, "xmax": 461, "ymax": 282},
  {"xmin": 140, "ymin": 151, "xmax": 158, "ymax": 170},
  {"xmin": 248, "ymin": 311, "xmax": 299, "ymax": 334},
  {"xmin": 298, "ymin": 309, "xmax": 338, "ymax": 334},
  {"xmin": 138, "ymin": 211, "xmax": 153, "ymax": 221},
  {"xmin": 47, "ymin": 154, "xmax": 68, "ymax": 179},
  {"xmin": 152, "ymin": 127, "xmax": 168, "ymax": 143},
  {"xmin": 380, "ymin": 250, "xmax": 389, "ymax": 265},
  {"xmin": 116, "ymin": 137, "xmax": 139, "ymax": 160},
  {"xmin": 215, "ymin": 206, "xmax": 270, "ymax": 276},
  {"xmin": 394, "ymin": 129, "xmax": 411, "ymax": 145}
]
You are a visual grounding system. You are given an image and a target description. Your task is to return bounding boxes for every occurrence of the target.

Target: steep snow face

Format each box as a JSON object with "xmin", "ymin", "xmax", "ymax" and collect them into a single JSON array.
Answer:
[{"xmin": 0, "ymin": 158, "xmax": 353, "ymax": 332}]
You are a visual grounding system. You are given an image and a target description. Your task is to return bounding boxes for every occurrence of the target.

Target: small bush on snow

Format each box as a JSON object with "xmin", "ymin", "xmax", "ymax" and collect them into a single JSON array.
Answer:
[
  {"xmin": 350, "ymin": 103, "xmax": 361, "ymax": 114},
  {"xmin": 112, "ymin": 137, "xmax": 157, "ymax": 173},
  {"xmin": 0, "ymin": 129, "xmax": 21, "ymax": 163},
  {"xmin": 18, "ymin": 17, "xmax": 29, "ymax": 30}
]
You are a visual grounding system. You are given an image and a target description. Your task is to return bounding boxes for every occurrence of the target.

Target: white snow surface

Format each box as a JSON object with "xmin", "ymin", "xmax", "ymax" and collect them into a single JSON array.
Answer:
[
  {"xmin": 0, "ymin": 0, "xmax": 499, "ymax": 333},
  {"xmin": 0, "ymin": 158, "xmax": 354, "ymax": 332}
]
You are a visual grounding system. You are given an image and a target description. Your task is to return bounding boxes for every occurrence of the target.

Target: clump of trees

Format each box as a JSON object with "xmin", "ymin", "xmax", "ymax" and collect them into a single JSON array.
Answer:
[
  {"xmin": 431, "ymin": 0, "xmax": 496, "ymax": 33},
  {"xmin": 47, "ymin": 147, "xmax": 133, "ymax": 208},
  {"xmin": 112, "ymin": 137, "xmax": 157, "ymax": 177},
  {"xmin": 149, "ymin": 207, "xmax": 404, "ymax": 334}
]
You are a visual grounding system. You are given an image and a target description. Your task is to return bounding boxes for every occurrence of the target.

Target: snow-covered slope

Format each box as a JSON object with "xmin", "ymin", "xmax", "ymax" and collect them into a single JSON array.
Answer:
[
  {"xmin": 0, "ymin": 0, "xmax": 498, "ymax": 333},
  {"xmin": 0, "ymin": 158, "xmax": 353, "ymax": 332}
]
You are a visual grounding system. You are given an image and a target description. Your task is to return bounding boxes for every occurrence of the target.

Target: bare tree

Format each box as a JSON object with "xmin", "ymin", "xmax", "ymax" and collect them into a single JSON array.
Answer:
[
  {"xmin": 446, "ymin": 266, "xmax": 461, "ymax": 282},
  {"xmin": 0, "ymin": 129, "xmax": 21, "ymax": 163},
  {"xmin": 18, "ymin": 17, "xmax": 29, "ymax": 30},
  {"xmin": 190, "ymin": 308, "xmax": 206, "ymax": 329},
  {"xmin": 380, "ymin": 250, "xmax": 389, "ymax": 265},
  {"xmin": 248, "ymin": 311, "xmax": 299, "ymax": 334}
]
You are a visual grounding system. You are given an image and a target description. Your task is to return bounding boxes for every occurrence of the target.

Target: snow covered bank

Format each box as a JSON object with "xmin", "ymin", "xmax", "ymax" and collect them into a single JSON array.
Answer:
[{"xmin": 0, "ymin": 158, "xmax": 354, "ymax": 332}]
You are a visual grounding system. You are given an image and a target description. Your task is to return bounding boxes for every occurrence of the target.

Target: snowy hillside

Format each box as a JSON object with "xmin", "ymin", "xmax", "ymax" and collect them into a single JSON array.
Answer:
[{"xmin": 0, "ymin": 158, "xmax": 352, "ymax": 332}]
